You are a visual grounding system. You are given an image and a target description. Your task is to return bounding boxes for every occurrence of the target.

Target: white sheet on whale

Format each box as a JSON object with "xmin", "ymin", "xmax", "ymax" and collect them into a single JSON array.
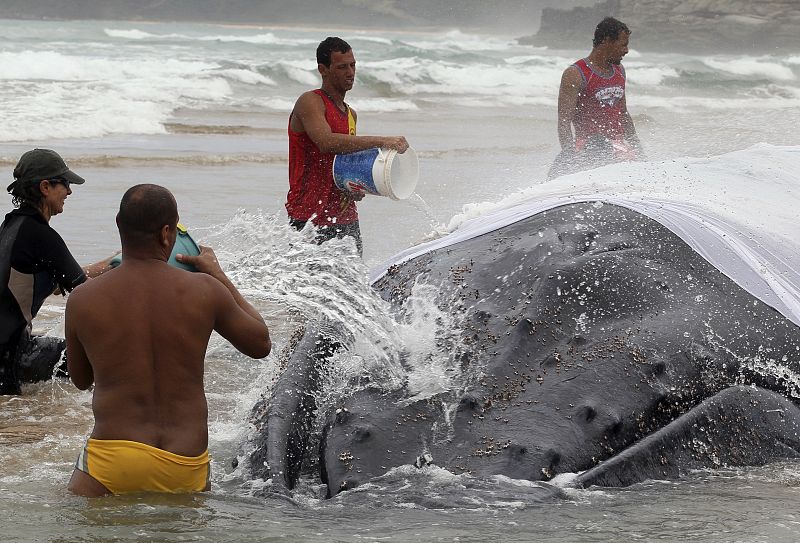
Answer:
[{"xmin": 370, "ymin": 144, "xmax": 800, "ymax": 327}]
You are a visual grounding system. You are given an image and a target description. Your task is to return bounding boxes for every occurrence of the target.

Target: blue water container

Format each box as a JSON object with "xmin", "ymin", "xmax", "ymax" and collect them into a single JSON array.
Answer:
[
  {"xmin": 333, "ymin": 147, "xmax": 419, "ymax": 200},
  {"xmin": 109, "ymin": 223, "xmax": 201, "ymax": 271},
  {"xmin": 332, "ymin": 147, "xmax": 382, "ymax": 196}
]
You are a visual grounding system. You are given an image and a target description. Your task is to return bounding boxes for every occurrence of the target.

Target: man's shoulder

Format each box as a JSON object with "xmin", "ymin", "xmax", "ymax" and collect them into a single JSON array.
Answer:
[
  {"xmin": 560, "ymin": 64, "xmax": 584, "ymax": 86},
  {"xmin": 65, "ymin": 276, "xmax": 94, "ymax": 311},
  {"xmin": 297, "ymin": 89, "xmax": 324, "ymax": 104},
  {"xmin": 175, "ymin": 269, "xmax": 231, "ymax": 301},
  {"xmin": 74, "ymin": 264, "xmax": 217, "ymax": 292},
  {"xmin": 67, "ymin": 267, "xmax": 230, "ymax": 321},
  {"xmin": 292, "ymin": 90, "xmax": 325, "ymax": 118},
  {"xmin": 185, "ymin": 269, "xmax": 224, "ymax": 289},
  {"xmin": 68, "ymin": 268, "xmax": 114, "ymax": 297}
]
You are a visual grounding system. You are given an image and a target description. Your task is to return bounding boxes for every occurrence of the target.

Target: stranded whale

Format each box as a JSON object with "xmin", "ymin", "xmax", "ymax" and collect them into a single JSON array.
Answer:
[{"xmin": 246, "ymin": 200, "xmax": 800, "ymax": 498}]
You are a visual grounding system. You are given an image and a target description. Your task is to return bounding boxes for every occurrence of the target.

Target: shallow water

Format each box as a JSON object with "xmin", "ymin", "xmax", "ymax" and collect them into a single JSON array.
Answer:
[{"xmin": 1, "ymin": 18, "xmax": 800, "ymax": 542}]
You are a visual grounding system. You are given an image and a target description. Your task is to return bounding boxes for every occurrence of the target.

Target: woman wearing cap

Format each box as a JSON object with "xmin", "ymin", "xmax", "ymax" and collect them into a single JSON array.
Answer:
[{"xmin": 0, "ymin": 149, "xmax": 114, "ymax": 395}]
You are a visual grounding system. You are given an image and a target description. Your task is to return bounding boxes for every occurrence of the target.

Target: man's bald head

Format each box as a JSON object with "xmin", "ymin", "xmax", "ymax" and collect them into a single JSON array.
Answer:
[{"xmin": 116, "ymin": 184, "xmax": 178, "ymax": 249}]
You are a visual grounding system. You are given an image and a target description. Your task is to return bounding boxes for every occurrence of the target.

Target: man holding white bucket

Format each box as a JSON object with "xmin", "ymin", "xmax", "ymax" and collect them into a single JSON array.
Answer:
[{"xmin": 286, "ymin": 36, "xmax": 409, "ymax": 255}]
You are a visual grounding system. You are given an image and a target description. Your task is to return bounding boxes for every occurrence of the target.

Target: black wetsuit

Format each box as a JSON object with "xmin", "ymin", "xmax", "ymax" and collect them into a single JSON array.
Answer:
[{"xmin": 0, "ymin": 205, "xmax": 86, "ymax": 394}]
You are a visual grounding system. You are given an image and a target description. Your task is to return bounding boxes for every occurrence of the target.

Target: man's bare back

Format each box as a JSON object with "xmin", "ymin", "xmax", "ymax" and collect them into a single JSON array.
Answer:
[{"xmin": 66, "ymin": 184, "xmax": 270, "ymax": 496}]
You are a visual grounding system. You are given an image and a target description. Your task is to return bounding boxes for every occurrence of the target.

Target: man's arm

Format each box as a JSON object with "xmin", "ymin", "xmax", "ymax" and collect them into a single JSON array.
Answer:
[
  {"xmin": 557, "ymin": 66, "xmax": 582, "ymax": 151},
  {"xmin": 177, "ymin": 246, "xmax": 271, "ymax": 359},
  {"xmin": 65, "ymin": 292, "xmax": 94, "ymax": 390},
  {"xmin": 620, "ymin": 96, "xmax": 644, "ymax": 157},
  {"xmin": 293, "ymin": 92, "xmax": 409, "ymax": 154},
  {"xmin": 83, "ymin": 252, "xmax": 120, "ymax": 279}
]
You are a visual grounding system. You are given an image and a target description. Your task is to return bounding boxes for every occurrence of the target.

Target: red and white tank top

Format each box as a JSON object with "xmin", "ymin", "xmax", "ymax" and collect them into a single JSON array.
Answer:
[
  {"xmin": 286, "ymin": 89, "xmax": 358, "ymax": 225},
  {"xmin": 572, "ymin": 58, "xmax": 627, "ymax": 144}
]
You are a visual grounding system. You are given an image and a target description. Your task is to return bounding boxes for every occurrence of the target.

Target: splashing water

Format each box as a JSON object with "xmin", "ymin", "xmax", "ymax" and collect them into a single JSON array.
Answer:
[
  {"xmin": 394, "ymin": 281, "xmax": 476, "ymax": 405},
  {"xmin": 703, "ymin": 322, "xmax": 800, "ymax": 401},
  {"xmin": 196, "ymin": 211, "xmax": 475, "ymax": 408}
]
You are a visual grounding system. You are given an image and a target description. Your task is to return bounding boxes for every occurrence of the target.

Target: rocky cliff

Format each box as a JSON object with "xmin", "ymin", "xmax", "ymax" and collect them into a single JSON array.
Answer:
[{"xmin": 520, "ymin": 0, "xmax": 800, "ymax": 53}]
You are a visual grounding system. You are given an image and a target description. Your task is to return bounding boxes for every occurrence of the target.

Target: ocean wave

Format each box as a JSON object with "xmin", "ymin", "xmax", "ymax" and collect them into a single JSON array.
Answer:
[
  {"xmin": 348, "ymin": 98, "xmax": 419, "ymax": 112},
  {"xmin": 452, "ymin": 95, "xmax": 556, "ymax": 108},
  {"xmin": 246, "ymin": 96, "xmax": 296, "ymax": 112},
  {"xmin": 0, "ymin": 49, "xmax": 210, "ymax": 82},
  {"xmin": 198, "ymin": 33, "xmax": 317, "ymax": 46},
  {"xmin": 401, "ymin": 30, "xmax": 516, "ymax": 52},
  {"xmin": 242, "ymin": 95, "xmax": 417, "ymax": 114},
  {"xmin": 0, "ymin": 49, "xmax": 237, "ymax": 141},
  {"xmin": 360, "ymin": 56, "xmax": 563, "ymax": 97},
  {"xmin": 104, "ymin": 27, "xmax": 317, "ymax": 47},
  {"xmin": 164, "ymin": 123, "xmax": 285, "ymax": 135},
  {"xmin": 0, "ymin": 153, "xmax": 286, "ymax": 168},
  {"xmin": 702, "ymin": 57, "xmax": 796, "ymax": 81},
  {"xmin": 625, "ymin": 64, "xmax": 681, "ymax": 86},
  {"xmin": 276, "ymin": 60, "xmax": 320, "ymax": 86},
  {"xmin": 1, "ymin": 23, "xmax": 799, "ymax": 140},
  {"xmin": 217, "ymin": 68, "xmax": 276, "ymax": 86},
  {"xmin": 504, "ymin": 54, "xmax": 562, "ymax": 66},
  {"xmin": 348, "ymin": 35, "xmax": 394, "ymax": 46},
  {"xmin": 0, "ymin": 85, "xmax": 171, "ymax": 141},
  {"xmin": 634, "ymin": 92, "xmax": 800, "ymax": 111},
  {"xmin": 103, "ymin": 28, "xmax": 156, "ymax": 40},
  {"xmin": 748, "ymin": 84, "xmax": 800, "ymax": 100}
]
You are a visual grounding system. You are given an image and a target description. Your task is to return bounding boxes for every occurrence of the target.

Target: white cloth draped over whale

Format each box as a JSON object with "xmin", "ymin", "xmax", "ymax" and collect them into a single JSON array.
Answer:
[{"xmin": 370, "ymin": 145, "xmax": 800, "ymax": 328}]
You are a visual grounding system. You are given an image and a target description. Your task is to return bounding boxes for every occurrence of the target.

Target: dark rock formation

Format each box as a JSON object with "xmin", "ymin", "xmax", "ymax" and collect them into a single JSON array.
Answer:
[{"xmin": 520, "ymin": 0, "xmax": 800, "ymax": 53}]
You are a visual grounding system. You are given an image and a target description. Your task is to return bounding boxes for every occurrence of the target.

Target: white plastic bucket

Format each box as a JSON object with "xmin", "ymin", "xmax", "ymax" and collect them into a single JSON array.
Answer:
[{"xmin": 332, "ymin": 147, "xmax": 418, "ymax": 200}]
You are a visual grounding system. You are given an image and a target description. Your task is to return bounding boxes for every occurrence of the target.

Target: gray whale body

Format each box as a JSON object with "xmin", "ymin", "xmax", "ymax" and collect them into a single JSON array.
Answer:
[{"xmin": 248, "ymin": 202, "xmax": 800, "ymax": 498}]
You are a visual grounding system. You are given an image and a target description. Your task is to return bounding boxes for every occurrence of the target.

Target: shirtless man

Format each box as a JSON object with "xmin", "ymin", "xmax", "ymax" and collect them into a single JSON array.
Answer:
[
  {"xmin": 549, "ymin": 17, "xmax": 643, "ymax": 179},
  {"xmin": 66, "ymin": 184, "xmax": 271, "ymax": 496},
  {"xmin": 286, "ymin": 36, "xmax": 409, "ymax": 255}
]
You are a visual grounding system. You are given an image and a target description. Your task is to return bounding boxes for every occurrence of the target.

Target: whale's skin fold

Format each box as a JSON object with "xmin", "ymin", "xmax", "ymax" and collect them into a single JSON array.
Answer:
[
  {"xmin": 575, "ymin": 386, "xmax": 800, "ymax": 488},
  {"xmin": 249, "ymin": 202, "xmax": 800, "ymax": 498}
]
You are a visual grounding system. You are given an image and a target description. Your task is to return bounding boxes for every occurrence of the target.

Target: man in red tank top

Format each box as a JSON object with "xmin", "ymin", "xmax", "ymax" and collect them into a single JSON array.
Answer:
[
  {"xmin": 549, "ymin": 17, "xmax": 643, "ymax": 179},
  {"xmin": 286, "ymin": 37, "xmax": 409, "ymax": 255}
]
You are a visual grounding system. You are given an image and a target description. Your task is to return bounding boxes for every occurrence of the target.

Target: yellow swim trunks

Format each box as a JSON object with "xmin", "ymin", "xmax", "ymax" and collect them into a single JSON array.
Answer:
[{"xmin": 75, "ymin": 438, "xmax": 210, "ymax": 494}]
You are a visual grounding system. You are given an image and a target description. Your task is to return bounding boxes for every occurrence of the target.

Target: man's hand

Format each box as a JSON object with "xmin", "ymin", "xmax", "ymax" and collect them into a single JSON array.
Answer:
[
  {"xmin": 176, "ymin": 246, "xmax": 225, "ymax": 279},
  {"xmin": 381, "ymin": 136, "xmax": 409, "ymax": 153}
]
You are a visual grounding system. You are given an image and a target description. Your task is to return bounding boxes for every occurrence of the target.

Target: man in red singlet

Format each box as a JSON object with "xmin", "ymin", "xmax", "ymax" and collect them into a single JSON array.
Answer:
[
  {"xmin": 286, "ymin": 37, "xmax": 409, "ymax": 255},
  {"xmin": 549, "ymin": 17, "xmax": 643, "ymax": 179}
]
